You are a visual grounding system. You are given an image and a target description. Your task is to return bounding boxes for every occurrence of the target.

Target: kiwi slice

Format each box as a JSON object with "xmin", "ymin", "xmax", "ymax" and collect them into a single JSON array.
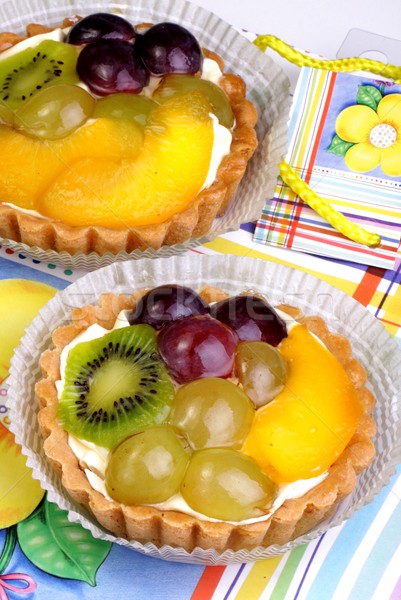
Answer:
[
  {"xmin": 0, "ymin": 40, "xmax": 79, "ymax": 109},
  {"xmin": 58, "ymin": 324, "xmax": 175, "ymax": 450}
]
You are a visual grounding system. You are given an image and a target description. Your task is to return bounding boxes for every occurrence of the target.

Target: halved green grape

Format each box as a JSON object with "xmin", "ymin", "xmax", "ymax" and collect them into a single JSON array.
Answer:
[
  {"xmin": 152, "ymin": 75, "xmax": 234, "ymax": 128},
  {"xmin": 14, "ymin": 84, "xmax": 96, "ymax": 140},
  {"xmin": 235, "ymin": 341, "xmax": 288, "ymax": 407},
  {"xmin": 181, "ymin": 448, "xmax": 276, "ymax": 521},
  {"xmin": 93, "ymin": 93, "xmax": 157, "ymax": 129},
  {"xmin": 105, "ymin": 425, "xmax": 190, "ymax": 505},
  {"xmin": 0, "ymin": 104, "xmax": 14, "ymax": 127},
  {"xmin": 169, "ymin": 377, "xmax": 254, "ymax": 449}
]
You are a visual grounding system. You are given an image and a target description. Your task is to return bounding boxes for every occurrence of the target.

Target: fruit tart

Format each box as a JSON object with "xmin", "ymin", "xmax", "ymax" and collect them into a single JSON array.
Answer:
[
  {"xmin": 36, "ymin": 283, "xmax": 376, "ymax": 553},
  {"xmin": 0, "ymin": 13, "xmax": 260, "ymax": 256}
]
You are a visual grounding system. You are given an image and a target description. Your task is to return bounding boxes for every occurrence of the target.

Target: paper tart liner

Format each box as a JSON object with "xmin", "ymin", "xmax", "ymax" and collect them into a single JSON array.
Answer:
[
  {"xmin": 0, "ymin": 0, "xmax": 291, "ymax": 270},
  {"xmin": 6, "ymin": 255, "xmax": 401, "ymax": 564}
]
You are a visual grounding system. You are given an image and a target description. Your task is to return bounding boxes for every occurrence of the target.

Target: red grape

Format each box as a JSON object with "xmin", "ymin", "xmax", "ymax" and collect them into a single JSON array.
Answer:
[
  {"xmin": 158, "ymin": 315, "xmax": 238, "ymax": 383},
  {"xmin": 76, "ymin": 40, "xmax": 149, "ymax": 95},
  {"xmin": 127, "ymin": 284, "xmax": 209, "ymax": 330},
  {"xmin": 67, "ymin": 13, "xmax": 136, "ymax": 45},
  {"xmin": 138, "ymin": 22, "xmax": 203, "ymax": 76},
  {"xmin": 211, "ymin": 295, "xmax": 287, "ymax": 346}
]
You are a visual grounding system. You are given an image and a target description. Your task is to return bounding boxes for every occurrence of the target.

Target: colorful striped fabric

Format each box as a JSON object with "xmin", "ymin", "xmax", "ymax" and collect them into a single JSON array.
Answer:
[{"xmin": 254, "ymin": 68, "xmax": 401, "ymax": 269}]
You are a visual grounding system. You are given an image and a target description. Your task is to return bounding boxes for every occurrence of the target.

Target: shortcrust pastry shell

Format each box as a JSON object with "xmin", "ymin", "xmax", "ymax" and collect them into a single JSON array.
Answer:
[
  {"xmin": 0, "ymin": 22, "xmax": 258, "ymax": 255},
  {"xmin": 35, "ymin": 287, "xmax": 376, "ymax": 553}
]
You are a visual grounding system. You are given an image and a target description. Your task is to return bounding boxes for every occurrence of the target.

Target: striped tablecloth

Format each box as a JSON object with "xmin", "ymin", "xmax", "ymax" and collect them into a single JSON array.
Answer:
[{"xmin": 0, "ymin": 225, "xmax": 400, "ymax": 600}]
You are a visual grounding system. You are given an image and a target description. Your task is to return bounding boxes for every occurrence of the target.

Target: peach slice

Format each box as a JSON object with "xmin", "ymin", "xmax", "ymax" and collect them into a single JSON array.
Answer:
[
  {"xmin": 0, "ymin": 118, "xmax": 143, "ymax": 209},
  {"xmin": 36, "ymin": 91, "xmax": 214, "ymax": 228},
  {"xmin": 243, "ymin": 324, "xmax": 363, "ymax": 483}
]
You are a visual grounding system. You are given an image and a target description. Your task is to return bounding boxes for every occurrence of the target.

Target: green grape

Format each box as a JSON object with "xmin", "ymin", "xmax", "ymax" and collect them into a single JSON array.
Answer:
[
  {"xmin": 0, "ymin": 104, "xmax": 14, "ymax": 127},
  {"xmin": 235, "ymin": 341, "xmax": 288, "ymax": 407},
  {"xmin": 105, "ymin": 425, "xmax": 190, "ymax": 505},
  {"xmin": 169, "ymin": 377, "xmax": 254, "ymax": 449},
  {"xmin": 93, "ymin": 93, "xmax": 157, "ymax": 129},
  {"xmin": 152, "ymin": 74, "xmax": 234, "ymax": 128},
  {"xmin": 181, "ymin": 448, "xmax": 276, "ymax": 521},
  {"xmin": 14, "ymin": 84, "xmax": 95, "ymax": 140}
]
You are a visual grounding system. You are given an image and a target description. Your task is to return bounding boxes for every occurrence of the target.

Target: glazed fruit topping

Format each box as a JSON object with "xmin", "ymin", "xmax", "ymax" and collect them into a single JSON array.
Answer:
[
  {"xmin": 138, "ymin": 22, "xmax": 203, "ymax": 76},
  {"xmin": 93, "ymin": 93, "xmax": 157, "ymax": 129},
  {"xmin": 169, "ymin": 377, "xmax": 254, "ymax": 449},
  {"xmin": 57, "ymin": 324, "xmax": 174, "ymax": 449},
  {"xmin": 35, "ymin": 91, "xmax": 214, "ymax": 227},
  {"xmin": 243, "ymin": 324, "xmax": 363, "ymax": 483},
  {"xmin": 14, "ymin": 84, "xmax": 96, "ymax": 139},
  {"xmin": 0, "ymin": 40, "xmax": 79, "ymax": 109},
  {"xmin": 127, "ymin": 284, "xmax": 209, "ymax": 330},
  {"xmin": 68, "ymin": 16, "xmax": 203, "ymax": 97},
  {"xmin": 211, "ymin": 295, "xmax": 288, "ymax": 346},
  {"xmin": 76, "ymin": 40, "xmax": 149, "ymax": 95},
  {"xmin": 66, "ymin": 12, "xmax": 136, "ymax": 45},
  {"xmin": 59, "ymin": 284, "xmax": 365, "ymax": 522},
  {"xmin": 235, "ymin": 341, "xmax": 287, "ymax": 407},
  {"xmin": 181, "ymin": 448, "xmax": 276, "ymax": 521},
  {"xmin": 153, "ymin": 74, "xmax": 234, "ymax": 128},
  {"xmin": 0, "ymin": 14, "xmax": 233, "ymax": 153},
  {"xmin": 105, "ymin": 425, "xmax": 189, "ymax": 505},
  {"xmin": 158, "ymin": 315, "xmax": 238, "ymax": 383}
]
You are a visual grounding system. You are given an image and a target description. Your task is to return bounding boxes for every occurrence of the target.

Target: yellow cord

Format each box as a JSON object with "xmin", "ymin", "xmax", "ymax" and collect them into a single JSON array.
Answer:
[
  {"xmin": 279, "ymin": 161, "xmax": 381, "ymax": 247},
  {"xmin": 253, "ymin": 34, "xmax": 397, "ymax": 247},
  {"xmin": 254, "ymin": 34, "xmax": 401, "ymax": 83}
]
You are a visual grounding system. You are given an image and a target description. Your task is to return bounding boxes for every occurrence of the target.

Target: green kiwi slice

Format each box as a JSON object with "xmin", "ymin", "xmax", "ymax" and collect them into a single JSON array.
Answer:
[
  {"xmin": 0, "ymin": 40, "xmax": 79, "ymax": 109},
  {"xmin": 58, "ymin": 324, "xmax": 175, "ymax": 450}
]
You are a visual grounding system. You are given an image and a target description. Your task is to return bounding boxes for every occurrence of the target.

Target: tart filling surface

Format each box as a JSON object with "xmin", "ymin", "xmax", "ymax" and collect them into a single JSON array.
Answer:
[{"xmin": 36, "ymin": 285, "xmax": 376, "ymax": 551}]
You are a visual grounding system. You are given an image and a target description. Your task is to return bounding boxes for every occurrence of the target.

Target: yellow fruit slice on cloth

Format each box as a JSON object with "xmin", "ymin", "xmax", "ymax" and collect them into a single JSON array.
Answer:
[
  {"xmin": 36, "ymin": 91, "xmax": 214, "ymax": 228},
  {"xmin": 0, "ymin": 422, "xmax": 44, "ymax": 527},
  {"xmin": 0, "ymin": 118, "xmax": 143, "ymax": 209},
  {"xmin": 243, "ymin": 324, "xmax": 363, "ymax": 483},
  {"xmin": 0, "ymin": 279, "xmax": 56, "ymax": 383}
]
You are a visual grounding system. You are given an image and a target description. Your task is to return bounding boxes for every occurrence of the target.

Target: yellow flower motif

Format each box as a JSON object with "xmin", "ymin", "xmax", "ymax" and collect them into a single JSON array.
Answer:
[{"xmin": 335, "ymin": 93, "xmax": 401, "ymax": 176}]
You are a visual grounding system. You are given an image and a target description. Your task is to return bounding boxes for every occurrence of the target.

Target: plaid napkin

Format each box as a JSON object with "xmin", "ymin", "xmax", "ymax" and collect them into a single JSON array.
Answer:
[{"xmin": 254, "ymin": 67, "xmax": 401, "ymax": 269}]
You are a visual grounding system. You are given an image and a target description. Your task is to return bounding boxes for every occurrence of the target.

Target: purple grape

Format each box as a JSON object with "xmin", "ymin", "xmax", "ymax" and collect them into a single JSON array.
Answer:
[
  {"xmin": 76, "ymin": 40, "xmax": 149, "ymax": 95},
  {"xmin": 67, "ymin": 13, "xmax": 136, "ymax": 45},
  {"xmin": 138, "ymin": 22, "xmax": 203, "ymax": 76},
  {"xmin": 158, "ymin": 315, "xmax": 238, "ymax": 383},
  {"xmin": 127, "ymin": 284, "xmax": 209, "ymax": 330},
  {"xmin": 210, "ymin": 296, "xmax": 287, "ymax": 346}
]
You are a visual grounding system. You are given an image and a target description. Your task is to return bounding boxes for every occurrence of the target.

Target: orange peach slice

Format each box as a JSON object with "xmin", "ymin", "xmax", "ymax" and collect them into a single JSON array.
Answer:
[
  {"xmin": 243, "ymin": 324, "xmax": 363, "ymax": 483},
  {"xmin": 0, "ymin": 118, "xmax": 143, "ymax": 209},
  {"xmin": 36, "ymin": 91, "xmax": 214, "ymax": 228}
]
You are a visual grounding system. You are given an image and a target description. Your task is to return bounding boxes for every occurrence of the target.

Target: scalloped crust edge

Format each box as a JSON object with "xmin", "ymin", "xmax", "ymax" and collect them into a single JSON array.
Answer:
[
  {"xmin": 0, "ymin": 45, "xmax": 258, "ymax": 255},
  {"xmin": 35, "ymin": 289, "xmax": 376, "ymax": 552}
]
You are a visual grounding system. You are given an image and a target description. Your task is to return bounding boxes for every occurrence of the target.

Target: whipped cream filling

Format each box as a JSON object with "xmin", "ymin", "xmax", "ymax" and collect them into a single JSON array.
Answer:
[
  {"xmin": 0, "ymin": 30, "xmax": 232, "ymax": 221},
  {"xmin": 57, "ymin": 305, "xmax": 328, "ymax": 525}
]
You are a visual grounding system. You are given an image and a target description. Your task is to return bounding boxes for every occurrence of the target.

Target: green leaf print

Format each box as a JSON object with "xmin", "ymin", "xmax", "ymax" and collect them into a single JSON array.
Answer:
[
  {"xmin": 327, "ymin": 134, "xmax": 355, "ymax": 156},
  {"xmin": 356, "ymin": 84, "xmax": 382, "ymax": 110},
  {"xmin": 17, "ymin": 498, "xmax": 111, "ymax": 586}
]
